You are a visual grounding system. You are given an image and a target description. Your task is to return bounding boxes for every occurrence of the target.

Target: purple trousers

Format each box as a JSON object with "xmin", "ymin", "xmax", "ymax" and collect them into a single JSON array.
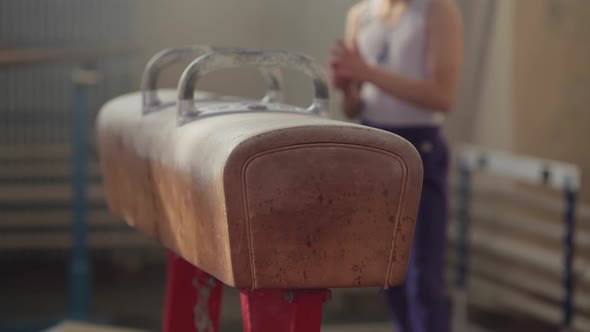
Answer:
[{"xmin": 366, "ymin": 123, "xmax": 450, "ymax": 332}]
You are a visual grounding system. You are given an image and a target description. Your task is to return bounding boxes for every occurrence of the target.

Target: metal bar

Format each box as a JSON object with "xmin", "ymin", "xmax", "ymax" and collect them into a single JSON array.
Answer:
[
  {"xmin": 240, "ymin": 289, "xmax": 328, "ymax": 332},
  {"xmin": 562, "ymin": 187, "xmax": 578, "ymax": 331},
  {"xmin": 460, "ymin": 145, "xmax": 582, "ymax": 191},
  {"xmin": 455, "ymin": 165, "xmax": 472, "ymax": 289},
  {"xmin": 456, "ymin": 145, "xmax": 584, "ymax": 331},
  {"xmin": 453, "ymin": 162, "xmax": 472, "ymax": 332}
]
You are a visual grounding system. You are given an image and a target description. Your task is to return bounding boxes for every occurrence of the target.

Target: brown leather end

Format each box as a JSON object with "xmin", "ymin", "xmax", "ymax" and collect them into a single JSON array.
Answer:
[{"xmin": 97, "ymin": 100, "xmax": 423, "ymax": 290}]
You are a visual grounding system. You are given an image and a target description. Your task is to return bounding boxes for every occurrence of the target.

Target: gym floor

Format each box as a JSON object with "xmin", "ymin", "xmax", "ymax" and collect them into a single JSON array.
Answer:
[{"xmin": 0, "ymin": 254, "xmax": 555, "ymax": 332}]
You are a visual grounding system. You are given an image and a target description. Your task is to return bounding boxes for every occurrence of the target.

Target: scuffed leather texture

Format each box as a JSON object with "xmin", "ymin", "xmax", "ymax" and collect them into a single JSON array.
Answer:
[{"xmin": 97, "ymin": 91, "xmax": 423, "ymax": 290}]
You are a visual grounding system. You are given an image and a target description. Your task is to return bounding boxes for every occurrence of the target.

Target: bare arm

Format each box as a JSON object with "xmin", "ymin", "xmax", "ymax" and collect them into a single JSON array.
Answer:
[
  {"xmin": 334, "ymin": 0, "xmax": 464, "ymax": 113},
  {"xmin": 365, "ymin": 0, "xmax": 464, "ymax": 112},
  {"xmin": 338, "ymin": 2, "xmax": 366, "ymax": 118}
]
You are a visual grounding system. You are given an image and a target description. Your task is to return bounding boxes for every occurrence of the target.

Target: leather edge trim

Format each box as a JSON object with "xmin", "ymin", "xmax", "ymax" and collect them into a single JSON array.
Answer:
[{"xmin": 239, "ymin": 142, "xmax": 411, "ymax": 290}]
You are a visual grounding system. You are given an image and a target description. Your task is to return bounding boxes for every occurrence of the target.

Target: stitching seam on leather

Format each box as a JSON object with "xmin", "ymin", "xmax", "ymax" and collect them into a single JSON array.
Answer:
[
  {"xmin": 240, "ymin": 142, "xmax": 408, "ymax": 289},
  {"xmin": 386, "ymin": 160, "xmax": 409, "ymax": 289}
]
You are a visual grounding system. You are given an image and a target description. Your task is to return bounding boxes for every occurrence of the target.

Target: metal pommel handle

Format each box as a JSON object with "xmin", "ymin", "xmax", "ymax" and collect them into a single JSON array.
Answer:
[
  {"xmin": 141, "ymin": 46, "xmax": 282, "ymax": 114},
  {"xmin": 177, "ymin": 50, "xmax": 330, "ymax": 124}
]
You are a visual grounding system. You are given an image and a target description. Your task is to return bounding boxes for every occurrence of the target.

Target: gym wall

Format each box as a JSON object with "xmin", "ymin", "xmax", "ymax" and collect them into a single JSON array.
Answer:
[{"xmin": 514, "ymin": 0, "xmax": 590, "ymax": 201}]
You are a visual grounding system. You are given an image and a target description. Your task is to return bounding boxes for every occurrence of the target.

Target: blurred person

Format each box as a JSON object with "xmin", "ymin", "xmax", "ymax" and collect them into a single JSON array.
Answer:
[{"xmin": 330, "ymin": 0, "xmax": 463, "ymax": 331}]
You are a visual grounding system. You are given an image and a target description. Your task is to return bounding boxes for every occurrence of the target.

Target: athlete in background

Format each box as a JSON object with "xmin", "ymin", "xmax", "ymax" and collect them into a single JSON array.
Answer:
[{"xmin": 330, "ymin": 0, "xmax": 464, "ymax": 331}]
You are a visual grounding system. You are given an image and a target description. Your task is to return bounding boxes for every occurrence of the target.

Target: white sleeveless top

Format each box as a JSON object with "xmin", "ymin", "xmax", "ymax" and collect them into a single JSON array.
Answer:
[{"xmin": 357, "ymin": 0, "xmax": 444, "ymax": 127}]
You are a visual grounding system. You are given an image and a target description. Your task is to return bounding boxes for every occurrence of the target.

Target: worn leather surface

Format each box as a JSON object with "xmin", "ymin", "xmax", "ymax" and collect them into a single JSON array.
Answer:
[{"xmin": 97, "ymin": 92, "xmax": 423, "ymax": 289}]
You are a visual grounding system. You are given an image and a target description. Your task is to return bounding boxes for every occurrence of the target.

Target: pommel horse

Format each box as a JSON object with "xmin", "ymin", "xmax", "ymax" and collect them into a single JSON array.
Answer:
[{"xmin": 97, "ymin": 47, "xmax": 423, "ymax": 332}]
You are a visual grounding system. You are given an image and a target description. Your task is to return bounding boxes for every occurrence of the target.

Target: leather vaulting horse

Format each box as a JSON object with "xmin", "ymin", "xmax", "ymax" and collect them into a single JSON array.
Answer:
[{"xmin": 97, "ymin": 47, "xmax": 423, "ymax": 332}]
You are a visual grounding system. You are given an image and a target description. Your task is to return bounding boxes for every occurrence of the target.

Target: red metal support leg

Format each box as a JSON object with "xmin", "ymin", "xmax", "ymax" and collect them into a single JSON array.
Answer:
[
  {"xmin": 163, "ymin": 251, "xmax": 224, "ymax": 332},
  {"xmin": 240, "ymin": 289, "xmax": 329, "ymax": 332}
]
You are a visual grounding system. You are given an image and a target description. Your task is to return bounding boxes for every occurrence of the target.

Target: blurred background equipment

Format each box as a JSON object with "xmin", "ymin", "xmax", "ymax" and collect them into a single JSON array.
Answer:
[
  {"xmin": 1, "ymin": 0, "xmax": 589, "ymax": 331},
  {"xmin": 0, "ymin": 1, "xmax": 152, "ymax": 330},
  {"xmin": 451, "ymin": 146, "xmax": 587, "ymax": 332}
]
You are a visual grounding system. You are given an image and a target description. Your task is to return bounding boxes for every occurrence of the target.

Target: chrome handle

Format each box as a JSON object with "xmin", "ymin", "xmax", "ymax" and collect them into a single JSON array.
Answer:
[
  {"xmin": 177, "ymin": 49, "xmax": 329, "ymax": 124},
  {"xmin": 141, "ymin": 46, "xmax": 282, "ymax": 114}
]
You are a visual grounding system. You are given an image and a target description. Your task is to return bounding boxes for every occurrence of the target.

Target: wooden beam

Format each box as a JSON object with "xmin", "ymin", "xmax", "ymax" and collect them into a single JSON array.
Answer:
[
  {"xmin": 0, "ymin": 144, "xmax": 73, "ymax": 160},
  {"xmin": 0, "ymin": 162, "xmax": 101, "ymax": 179},
  {"xmin": 0, "ymin": 48, "xmax": 135, "ymax": 67},
  {"xmin": 0, "ymin": 209, "xmax": 117, "ymax": 228},
  {"xmin": 0, "ymin": 183, "xmax": 105, "ymax": 203},
  {"xmin": 46, "ymin": 321, "xmax": 147, "ymax": 332},
  {"xmin": 467, "ymin": 276, "xmax": 590, "ymax": 332},
  {"xmin": 447, "ymin": 224, "xmax": 590, "ymax": 282},
  {"xmin": 0, "ymin": 230, "xmax": 153, "ymax": 250},
  {"xmin": 447, "ymin": 251, "xmax": 590, "ymax": 312},
  {"xmin": 449, "ymin": 204, "xmax": 590, "ymax": 249},
  {"xmin": 450, "ymin": 180, "xmax": 590, "ymax": 222}
]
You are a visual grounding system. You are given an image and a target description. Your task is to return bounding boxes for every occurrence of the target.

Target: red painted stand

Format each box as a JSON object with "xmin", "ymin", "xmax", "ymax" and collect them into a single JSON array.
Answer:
[
  {"xmin": 163, "ymin": 251, "xmax": 223, "ymax": 332},
  {"xmin": 163, "ymin": 251, "xmax": 329, "ymax": 332},
  {"xmin": 240, "ymin": 289, "xmax": 329, "ymax": 332}
]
